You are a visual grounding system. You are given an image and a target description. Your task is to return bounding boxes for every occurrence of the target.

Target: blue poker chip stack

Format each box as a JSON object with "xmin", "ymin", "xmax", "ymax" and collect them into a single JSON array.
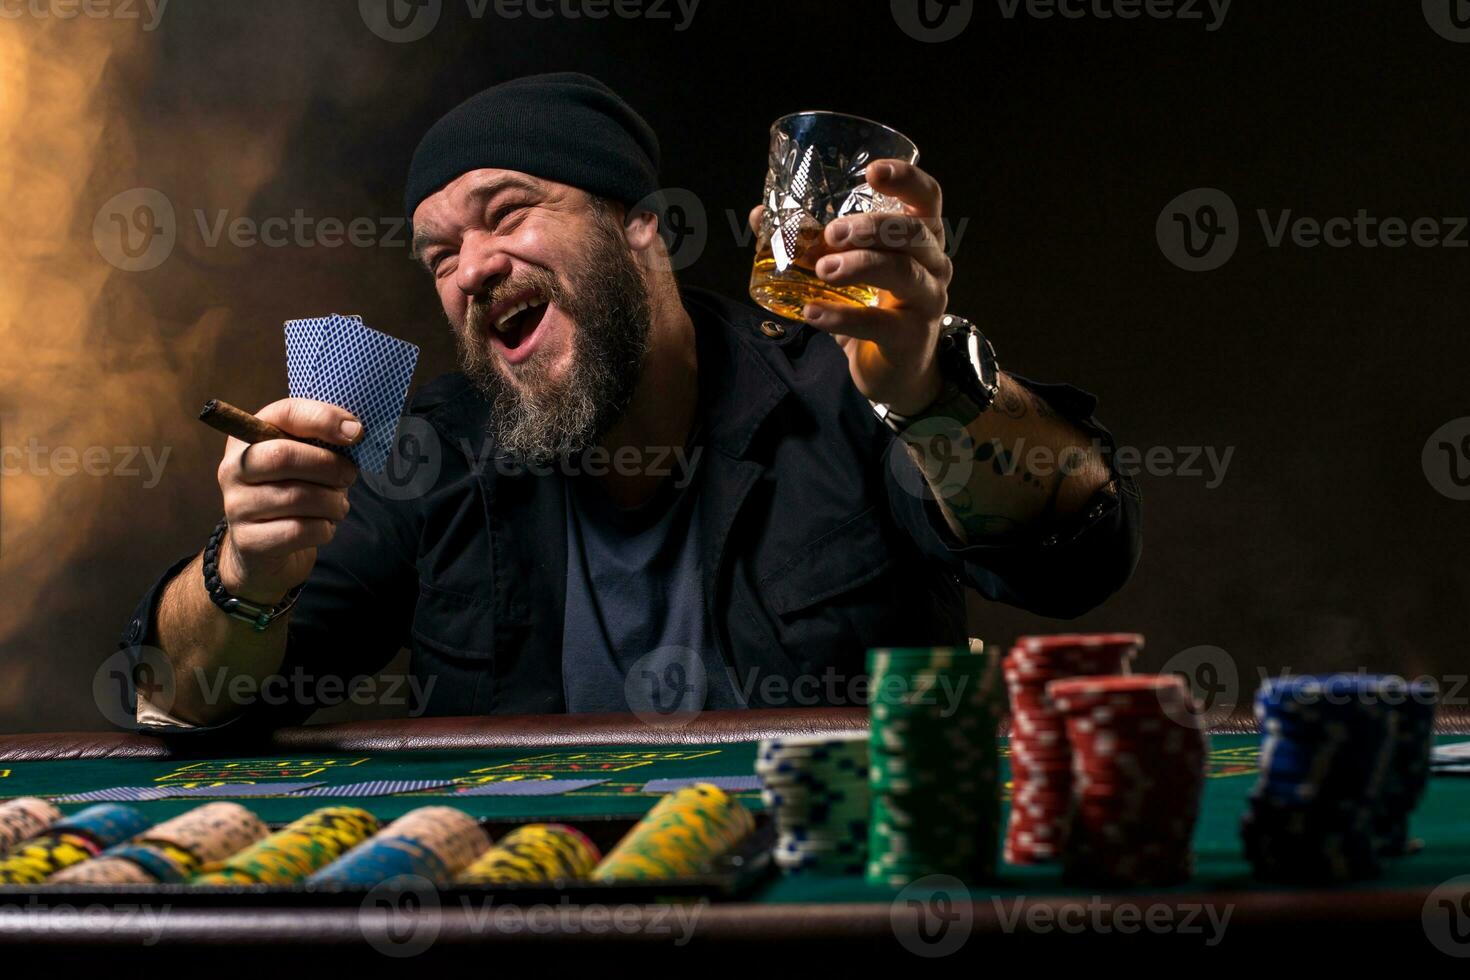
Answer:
[
  {"xmin": 1374, "ymin": 677, "xmax": 1439, "ymax": 855},
  {"xmin": 1241, "ymin": 674, "xmax": 1438, "ymax": 883},
  {"xmin": 52, "ymin": 804, "xmax": 153, "ymax": 850}
]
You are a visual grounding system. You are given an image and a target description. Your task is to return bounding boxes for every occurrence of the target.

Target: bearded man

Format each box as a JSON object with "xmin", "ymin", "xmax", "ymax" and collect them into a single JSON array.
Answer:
[{"xmin": 121, "ymin": 73, "xmax": 1140, "ymax": 729}]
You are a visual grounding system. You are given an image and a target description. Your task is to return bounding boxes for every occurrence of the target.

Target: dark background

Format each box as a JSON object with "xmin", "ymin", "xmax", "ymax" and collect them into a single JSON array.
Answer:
[{"xmin": 3, "ymin": 0, "xmax": 1468, "ymax": 732}]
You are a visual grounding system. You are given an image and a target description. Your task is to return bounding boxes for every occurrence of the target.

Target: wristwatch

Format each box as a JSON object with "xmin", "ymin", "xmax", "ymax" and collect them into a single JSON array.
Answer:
[
  {"xmin": 873, "ymin": 314, "xmax": 1000, "ymax": 434},
  {"xmin": 202, "ymin": 518, "xmax": 303, "ymax": 631}
]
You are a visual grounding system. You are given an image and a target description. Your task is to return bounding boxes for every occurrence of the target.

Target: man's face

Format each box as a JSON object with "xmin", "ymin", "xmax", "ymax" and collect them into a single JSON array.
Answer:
[{"xmin": 411, "ymin": 169, "xmax": 653, "ymax": 460}]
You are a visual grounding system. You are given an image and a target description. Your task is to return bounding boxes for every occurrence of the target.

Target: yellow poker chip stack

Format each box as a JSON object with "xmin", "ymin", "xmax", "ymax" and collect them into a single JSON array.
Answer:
[
  {"xmin": 52, "ymin": 803, "xmax": 269, "ymax": 885},
  {"xmin": 0, "ymin": 798, "xmax": 62, "ymax": 851},
  {"xmin": 192, "ymin": 806, "xmax": 379, "ymax": 886},
  {"xmin": 592, "ymin": 783, "xmax": 755, "ymax": 882},
  {"xmin": 458, "ymin": 823, "xmax": 602, "ymax": 885},
  {"xmin": 308, "ymin": 806, "xmax": 491, "ymax": 887},
  {"xmin": 0, "ymin": 804, "xmax": 152, "ymax": 885}
]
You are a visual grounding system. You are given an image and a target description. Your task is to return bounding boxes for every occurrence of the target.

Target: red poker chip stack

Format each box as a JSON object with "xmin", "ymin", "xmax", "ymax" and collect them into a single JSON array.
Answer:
[
  {"xmin": 1047, "ymin": 674, "xmax": 1208, "ymax": 887},
  {"xmin": 1002, "ymin": 633, "xmax": 1142, "ymax": 864}
]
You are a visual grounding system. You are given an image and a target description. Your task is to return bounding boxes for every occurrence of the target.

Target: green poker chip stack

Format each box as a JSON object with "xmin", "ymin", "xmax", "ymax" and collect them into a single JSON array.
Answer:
[{"xmin": 866, "ymin": 644, "xmax": 1003, "ymax": 887}]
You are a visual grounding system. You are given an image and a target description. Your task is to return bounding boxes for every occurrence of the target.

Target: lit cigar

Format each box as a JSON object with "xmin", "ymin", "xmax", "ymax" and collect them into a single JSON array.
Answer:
[{"xmin": 197, "ymin": 399, "xmax": 298, "ymax": 445}]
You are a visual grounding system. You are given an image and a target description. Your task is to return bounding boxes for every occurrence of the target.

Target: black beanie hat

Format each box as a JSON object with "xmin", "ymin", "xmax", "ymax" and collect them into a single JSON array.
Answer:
[{"xmin": 403, "ymin": 72, "xmax": 661, "ymax": 225}]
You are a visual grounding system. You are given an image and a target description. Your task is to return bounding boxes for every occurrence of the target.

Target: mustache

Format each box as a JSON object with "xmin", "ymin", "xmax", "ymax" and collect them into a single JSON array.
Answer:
[{"xmin": 465, "ymin": 269, "xmax": 562, "ymax": 334}]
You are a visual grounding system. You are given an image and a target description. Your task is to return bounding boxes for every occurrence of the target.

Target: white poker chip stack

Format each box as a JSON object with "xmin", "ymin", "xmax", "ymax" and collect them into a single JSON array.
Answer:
[{"xmin": 756, "ymin": 734, "xmax": 870, "ymax": 875}]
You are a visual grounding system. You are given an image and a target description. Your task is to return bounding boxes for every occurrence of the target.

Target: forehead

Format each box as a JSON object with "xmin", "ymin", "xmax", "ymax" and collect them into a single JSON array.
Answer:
[{"xmin": 412, "ymin": 168, "xmax": 575, "ymax": 238}]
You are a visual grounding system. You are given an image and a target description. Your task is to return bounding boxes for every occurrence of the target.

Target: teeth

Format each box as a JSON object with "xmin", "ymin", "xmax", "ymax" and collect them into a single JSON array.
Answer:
[{"xmin": 494, "ymin": 297, "xmax": 546, "ymax": 333}]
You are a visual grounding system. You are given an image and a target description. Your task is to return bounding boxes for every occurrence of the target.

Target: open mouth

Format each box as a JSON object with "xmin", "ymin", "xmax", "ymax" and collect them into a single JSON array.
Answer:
[{"xmin": 491, "ymin": 293, "xmax": 550, "ymax": 352}]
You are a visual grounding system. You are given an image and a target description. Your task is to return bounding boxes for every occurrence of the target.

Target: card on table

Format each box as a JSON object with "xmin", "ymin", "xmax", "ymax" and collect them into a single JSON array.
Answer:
[
  {"xmin": 51, "ymin": 786, "xmax": 173, "ymax": 803},
  {"xmin": 452, "ymin": 779, "xmax": 610, "ymax": 798},
  {"xmin": 289, "ymin": 779, "xmax": 454, "ymax": 798},
  {"xmin": 640, "ymin": 776, "xmax": 762, "ymax": 794},
  {"xmin": 282, "ymin": 313, "xmax": 418, "ymax": 473},
  {"xmin": 159, "ymin": 782, "xmax": 325, "ymax": 798}
]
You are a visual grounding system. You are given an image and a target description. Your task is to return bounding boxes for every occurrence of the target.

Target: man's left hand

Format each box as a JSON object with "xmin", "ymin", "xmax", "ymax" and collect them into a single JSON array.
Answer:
[{"xmin": 749, "ymin": 159, "xmax": 952, "ymax": 415}]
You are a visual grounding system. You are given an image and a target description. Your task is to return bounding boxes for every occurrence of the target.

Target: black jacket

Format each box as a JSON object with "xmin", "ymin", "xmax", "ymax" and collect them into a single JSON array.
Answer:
[{"xmin": 121, "ymin": 288, "xmax": 1141, "ymax": 727}]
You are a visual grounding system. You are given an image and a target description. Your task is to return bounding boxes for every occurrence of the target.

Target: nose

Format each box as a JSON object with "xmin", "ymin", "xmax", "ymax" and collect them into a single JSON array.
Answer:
[{"xmin": 455, "ymin": 230, "xmax": 512, "ymax": 299}]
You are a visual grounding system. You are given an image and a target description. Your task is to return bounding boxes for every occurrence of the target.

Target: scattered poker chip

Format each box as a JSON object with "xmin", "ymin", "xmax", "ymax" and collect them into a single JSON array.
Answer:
[
  {"xmin": 1003, "ymin": 633, "xmax": 1141, "ymax": 865},
  {"xmin": 1243, "ymin": 674, "xmax": 1437, "ymax": 882},
  {"xmin": 1047, "ymin": 674, "xmax": 1207, "ymax": 887},
  {"xmin": 0, "ymin": 798, "xmax": 61, "ymax": 852},
  {"xmin": 459, "ymin": 823, "xmax": 602, "ymax": 885},
  {"xmin": 866, "ymin": 645, "xmax": 1003, "ymax": 887},
  {"xmin": 0, "ymin": 804, "xmax": 152, "ymax": 885},
  {"xmin": 592, "ymin": 784, "xmax": 754, "ymax": 882},
  {"xmin": 756, "ymin": 734, "xmax": 869, "ymax": 875},
  {"xmin": 309, "ymin": 806, "xmax": 490, "ymax": 887},
  {"xmin": 192, "ymin": 806, "xmax": 379, "ymax": 886}
]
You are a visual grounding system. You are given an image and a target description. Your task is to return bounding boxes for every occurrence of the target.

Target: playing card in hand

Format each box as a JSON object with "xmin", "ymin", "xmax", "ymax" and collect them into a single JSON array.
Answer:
[{"xmin": 281, "ymin": 314, "xmax": 418, "ymax": 474}]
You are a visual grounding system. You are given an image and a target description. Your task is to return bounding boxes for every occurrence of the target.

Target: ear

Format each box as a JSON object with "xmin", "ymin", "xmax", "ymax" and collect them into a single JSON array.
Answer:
[{"xmin": 622, "ymin": 208, "xmax": 662, "ymax": 253}]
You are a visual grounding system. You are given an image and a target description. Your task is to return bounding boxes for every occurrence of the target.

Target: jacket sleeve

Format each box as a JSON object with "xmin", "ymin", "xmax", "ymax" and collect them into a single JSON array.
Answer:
[
  {"xmin": 883, "ymin": 375, "xmax": 1142, "ymax": 619},
  {"xmin": 116, "ymin": 473, "xmax": 421, "ymax": 735}
]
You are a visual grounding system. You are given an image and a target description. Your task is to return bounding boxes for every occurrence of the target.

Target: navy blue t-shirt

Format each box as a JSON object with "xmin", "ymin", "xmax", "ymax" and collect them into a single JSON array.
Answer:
[{"xmin": 560, "ymin": 436, "xmax": 743, "ymax": 714}]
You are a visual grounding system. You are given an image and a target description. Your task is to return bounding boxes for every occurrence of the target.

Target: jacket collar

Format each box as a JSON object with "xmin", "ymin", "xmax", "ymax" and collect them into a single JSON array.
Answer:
[{"xmin": 416, "ymin": 286, "xmax": 797, "ymax": 466}]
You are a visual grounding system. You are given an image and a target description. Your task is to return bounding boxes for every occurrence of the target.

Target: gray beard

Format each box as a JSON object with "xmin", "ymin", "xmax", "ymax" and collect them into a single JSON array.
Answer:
[{"xmin": 454, "ymin": 214, "xmax": 652, "ymax": 463}]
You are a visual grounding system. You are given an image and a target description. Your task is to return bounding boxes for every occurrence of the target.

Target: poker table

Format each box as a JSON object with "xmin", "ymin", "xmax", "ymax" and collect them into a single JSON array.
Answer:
[{"xmin": 2, "ymin": 708, "xmax": 1468, "ymax": 966}]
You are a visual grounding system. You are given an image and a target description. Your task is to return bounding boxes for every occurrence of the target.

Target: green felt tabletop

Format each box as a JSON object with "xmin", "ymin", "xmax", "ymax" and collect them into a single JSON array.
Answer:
[{"xmin": 3, "ymin": 735, "xmax": 1465, "ymax": 901}]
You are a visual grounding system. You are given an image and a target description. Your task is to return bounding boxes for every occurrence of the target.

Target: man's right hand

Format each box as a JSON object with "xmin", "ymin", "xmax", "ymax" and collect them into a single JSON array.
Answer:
[{"xmin": 215, "ymin": 399, "xmax": 362, "ymax": 605}]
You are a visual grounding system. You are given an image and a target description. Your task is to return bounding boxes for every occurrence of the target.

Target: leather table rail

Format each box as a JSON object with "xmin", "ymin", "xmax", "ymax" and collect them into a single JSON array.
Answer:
[{"xmin": 3, "ymin": 703, "xmax": 1467, "ymax": 762}]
